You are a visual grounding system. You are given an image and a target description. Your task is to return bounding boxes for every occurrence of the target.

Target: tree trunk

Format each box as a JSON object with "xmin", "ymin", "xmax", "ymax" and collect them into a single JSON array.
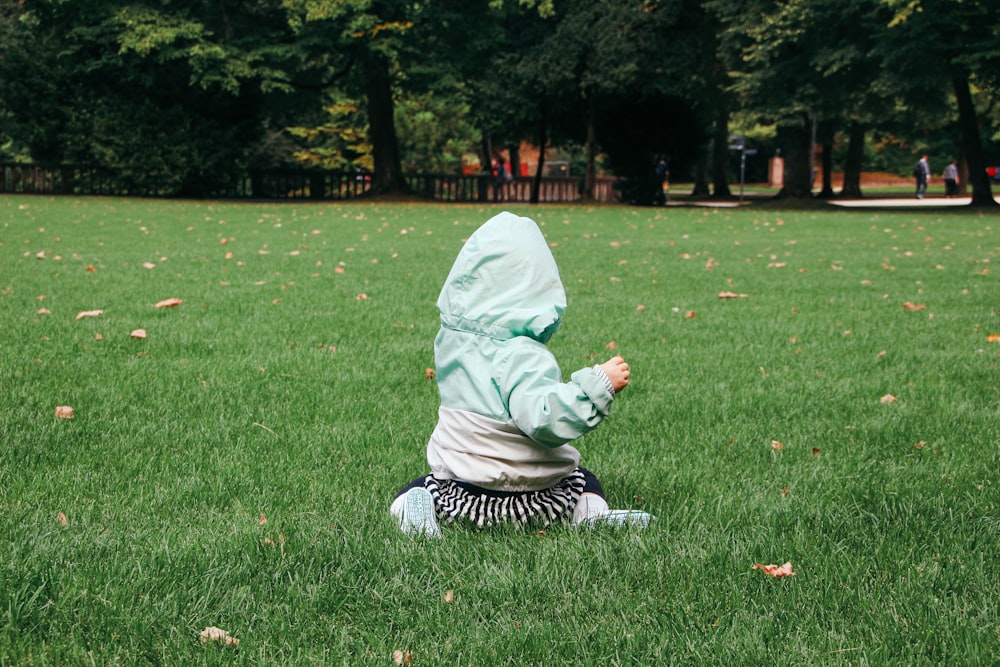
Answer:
[
  {"xmin": 952, "ymin": 74, "xmax": 996, "ymax": 207},
  {"xmin": 477, "ymin": 133, "xmax": 491, "ymax": 202},
  {"xmin": 691, "ymin": 150, "xmax": 710, "ymax": 196},
  {"xmin": 582, "ymin": 97, "xmax": 596, "ymax": 200},
  {"xmin": 819, "ymin": 144, "xmax": 834, "ymax": 198},
  {"xmin": 365, "ymin": 52, "xmax": 406, "ymax": 195},
  {"xmin": 711, "ymin": 104, "xmax": 731, "ymax": 198},
  {"xmin": 840, "ymin": 120, "xmax": 864, "ymax": 198},
  {"xmin": 531, "ymin": 113, "xmax": 547, "ymax": 204},
  {"xmin": 508, "ymin": 143, "xmax": 521, "ymax": 181},
  {"xmin": 816, "ymin": 120, "xmax": 835, "ymax": 199},
  {"xmin": 776, "ymin": 121, "xmax": 812, "ymax": 198}
]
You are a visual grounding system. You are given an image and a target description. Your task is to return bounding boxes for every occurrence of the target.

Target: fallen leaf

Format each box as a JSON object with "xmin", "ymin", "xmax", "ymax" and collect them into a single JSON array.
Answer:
[
  {"xmin": 85, "ymin": 264, "xmax": 96, "ymax": 272},
  {"xmin": 685, "ymin": 310, "xmax": 696, "ymax": 319},
  {"xmin": 880, "ymin": 394, "xmax": 897, "ymax": 404},
  {"xmin": 57, "ymin": 512, "xmax": 68, "ymax": 527},
  {"xmin": 130, "ymin": 329, "xmax": 147, "ymax": 339},
  {"xmin": 200, "ymin": 627, "xmax": 239, "ymax": 647},
  {"xmin": 95, "ymin": 333, "xmax": 103, "ymax": 341},
  {"xmin": 37, "ymin": 308, "xmax": 51, "ymax": 315},
  {"xmin": 771, "ymin": 440, "xmax": 783, "ymax": 452},
  {"xmin": 606, "ymin": 341, "xmax": 617, "ymax": 350},
  {"xmin": 75, "ymin": 310, "xmax": 104, "ymax": 320},
  {"xmin": 259, "ymin": 513, "xmax": 267, "ymax": 526},
  {"xmin": 753, "ymin": 562, "xmax": 795, "ymax": 577},
  {"xmin": 902, "ymin": 301, "xmax": 926, "ymax": 311},
  {"xmin": 356, "ymin": 293, "xmax": 369, "ymax": 301},
  {"xmin": 392, "ymin": 649, "xmax": 413, "ymax": 666},
  {"xmin": 812, "ymin": 448, "xmax": 821, "ymax": 456},
  {"xmin": 424, "ymin": 368, "xmax": 436, "ymax": 379},
  {"xmin": 443, "ymin": 590, "xmax": 455, "ymax": 603},
  {"xmin": 914, "ymin": 441, "xmax": 926, "ymax": 449},
  {"xmin": 142, "ymin": 262, "xmax": 156, "ymax": 269},
  {"xmin": 718, "ymin": 291, "xmax": 749, "ymax": 299},
  {"xmin": 636, "ymin": 304, "xmax": 646, "ymax": 312},
  {"xmin": 55, "ymin": 406, "xmax": 75, "ymax": 419},
  {"xmin": 987, "ymin": 334, "xmax": 1000, "ymax": 343},
  {"xmin": 154, "ymin": 297, "xmax": 182, "ymax": 308}
]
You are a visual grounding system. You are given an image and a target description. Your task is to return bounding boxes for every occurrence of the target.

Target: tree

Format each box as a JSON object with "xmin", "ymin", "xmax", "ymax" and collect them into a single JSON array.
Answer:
[
  {"xmin": 876, "ymin": 0, "xmax": 999, "ymax": 206},
  {"xmin": 284, "ymin": 0, "xmax": 426, "ymax": 195},
  {"xmin": 0, "ymin": 0, "xmax": 304, "ymax": 195}
]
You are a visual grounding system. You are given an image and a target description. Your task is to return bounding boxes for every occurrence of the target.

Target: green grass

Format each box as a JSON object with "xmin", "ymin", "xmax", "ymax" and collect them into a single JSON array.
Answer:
[{"xmin": 1, "ymin": 195, "xmax": 998, "ymax": 665}]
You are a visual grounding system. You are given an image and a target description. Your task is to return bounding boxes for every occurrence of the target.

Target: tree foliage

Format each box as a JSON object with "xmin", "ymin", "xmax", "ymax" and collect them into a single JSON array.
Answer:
[{"xmin": 0, "ymin": 0, "xmax": 996, "ymax": 205}]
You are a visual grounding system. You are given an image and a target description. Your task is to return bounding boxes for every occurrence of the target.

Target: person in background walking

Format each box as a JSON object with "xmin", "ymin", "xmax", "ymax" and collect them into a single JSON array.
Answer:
[
  {"xmin": 942, "ymin": 159, "xmax": 959, "ymax": 198},
  {"xmin": 493, "ymin": 157, "xmax": 510, "ymax": 202},
  {"xmin": 915, "ymin": 154, "xmax": 930, "ymax": 199}
]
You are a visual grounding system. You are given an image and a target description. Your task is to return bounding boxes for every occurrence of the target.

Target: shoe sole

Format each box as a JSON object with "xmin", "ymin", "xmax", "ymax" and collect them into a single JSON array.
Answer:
[{"xmin": 400, "ymin": 487, "xmax": 441, "ymax": 538}]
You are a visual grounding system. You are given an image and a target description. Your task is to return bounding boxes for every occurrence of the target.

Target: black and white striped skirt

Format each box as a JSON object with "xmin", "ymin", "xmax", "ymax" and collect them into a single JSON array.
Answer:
[{"xmin": 398, "ymin": 468, "xmax": 602, "ymax": 528}]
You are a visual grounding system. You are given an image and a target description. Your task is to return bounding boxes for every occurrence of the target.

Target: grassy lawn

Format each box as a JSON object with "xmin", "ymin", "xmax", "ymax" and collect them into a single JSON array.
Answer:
[{"xmin": 1, "ymin": 195, "xmax": 998, "ymax": 665}]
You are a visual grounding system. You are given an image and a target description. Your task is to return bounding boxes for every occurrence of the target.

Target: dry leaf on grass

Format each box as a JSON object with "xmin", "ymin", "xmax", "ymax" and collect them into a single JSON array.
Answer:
[
  {"xmin": 57, "ymin": 512, "xmax": 68, "ymax": 526},
  {"xmin": 718, "ymin": 291, "xmax": 749, "ymax": 299},
  {"xmin": 55, "ymin": 406, "xmax": 75, "ymax": 419},
  {"xmin": 200, "ymin": 626, "xmax": 240, "ymax": 647},
  {"xmin": 392, "ymin": 649, "xmax": 413, "ymax": 665},
  {"xmin": 154, "ymin": 297, "xmax": 182, "ymax": 308},
  {"xmin": 902, "ymin": 301, "xmax": 926, "ymax": 311},
  {"xmin": 76, "ymin": 310, "xmax": 104, "ymax": 320},
  {"xmin": 424, "ymin": 368, "xmax": 436, "ymax": 379},
  {"xmin": 987, "ymin": 334, "xmax": 1000, "ymax": 343},
  {"xmin": 770, "ymin": 440, "xmax": 783, "ymax": 452},
  {"xmin": 753, "ymin": 562, "xmax": 795, "ymax": 577},
  {"xmin": 443, "ymin": 590, "xmax": 455, "ymax": 603},
  {"xmin": 130, "ymin": 329, "xmax": 147, "ymax": 339},
  {"xmin": 880, "ymin": 394, "xmax": 897, "ymax": 404}
]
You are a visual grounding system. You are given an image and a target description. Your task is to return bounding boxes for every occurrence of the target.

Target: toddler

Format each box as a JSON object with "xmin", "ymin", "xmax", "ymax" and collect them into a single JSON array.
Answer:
[{"xmin": 390, "ymin": 212, "xmax": 651, "ymax": 536}]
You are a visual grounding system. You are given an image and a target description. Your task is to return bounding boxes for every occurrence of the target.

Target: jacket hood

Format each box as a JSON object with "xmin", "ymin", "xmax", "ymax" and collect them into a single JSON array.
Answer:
[{"xmin": 437, "ymin": 212, "xmax": 565, "ymax": 342}]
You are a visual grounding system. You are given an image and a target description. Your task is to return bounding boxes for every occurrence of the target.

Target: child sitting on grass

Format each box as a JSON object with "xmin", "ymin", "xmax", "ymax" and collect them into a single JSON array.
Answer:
[{"xmin": 390, "ymin": 211, "xmax": 651, "ymax": 536}]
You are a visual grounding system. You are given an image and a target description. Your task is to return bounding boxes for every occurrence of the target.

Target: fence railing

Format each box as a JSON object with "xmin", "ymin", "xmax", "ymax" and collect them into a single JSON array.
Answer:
[{"xmin": 0, "ymin": 163, "xmax": 620, "ymax": 203}]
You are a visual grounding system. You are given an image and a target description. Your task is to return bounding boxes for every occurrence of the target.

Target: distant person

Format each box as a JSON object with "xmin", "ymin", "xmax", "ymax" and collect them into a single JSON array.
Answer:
[
  {"xmin": 493, "ymin": 157, "xmax": 511, "ymax": 202},
  {"xmin": 914, "ymin": 154, "xmax": 930, "ymax": 199},
  {"xmin": 654, "ymin": 158, "xmax": 670, "ymax": 205},
  {"xmin": 942, "ymin": 159, "xmax": 959, "ymax": 197}
]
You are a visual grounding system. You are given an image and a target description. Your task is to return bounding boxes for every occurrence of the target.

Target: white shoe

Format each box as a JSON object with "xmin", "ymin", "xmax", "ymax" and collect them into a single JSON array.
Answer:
[
  {"xmin": 399, "ymin": 487, "xmax": 441, "ymax": 537},
  {"xmin": 580, "ymin": 510, "xmax": 653, "ymax": 529}
]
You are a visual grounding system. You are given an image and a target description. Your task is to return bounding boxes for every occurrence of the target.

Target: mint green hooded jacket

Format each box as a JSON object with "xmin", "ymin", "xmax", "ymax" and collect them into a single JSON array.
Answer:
[{"xmin": 426, "ymin": 212, "xmax": 616, "ymax": 492}]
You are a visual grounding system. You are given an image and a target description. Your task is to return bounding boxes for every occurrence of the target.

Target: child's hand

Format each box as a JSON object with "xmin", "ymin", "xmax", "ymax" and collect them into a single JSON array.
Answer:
[{"xmin": 600, "ymin": 356, "xmax": 631, "ymax": 393}]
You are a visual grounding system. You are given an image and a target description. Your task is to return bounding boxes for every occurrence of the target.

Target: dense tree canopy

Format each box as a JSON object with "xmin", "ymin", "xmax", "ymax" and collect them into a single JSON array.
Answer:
[{"xmin": 0, "ymin": 0, "xmax": 996, "ymax": 205}]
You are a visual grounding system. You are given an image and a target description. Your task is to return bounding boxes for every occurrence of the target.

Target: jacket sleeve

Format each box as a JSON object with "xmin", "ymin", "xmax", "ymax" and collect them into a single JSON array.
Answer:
[{"xmin": 493, "ymin": 338, "xmax": 614, "ymax": 448}]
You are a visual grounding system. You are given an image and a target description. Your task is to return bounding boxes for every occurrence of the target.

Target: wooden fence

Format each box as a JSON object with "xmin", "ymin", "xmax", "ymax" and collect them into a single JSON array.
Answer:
[{"xmin": 0, "ymin": 163, "xmax": 620, "ymax": 204}]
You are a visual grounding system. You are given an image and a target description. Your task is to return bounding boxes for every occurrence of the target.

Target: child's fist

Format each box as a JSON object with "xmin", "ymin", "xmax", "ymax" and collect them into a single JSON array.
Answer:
[{"xmin": 600, "ymin": 355, "xmax": 631, "ymax": 393}]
